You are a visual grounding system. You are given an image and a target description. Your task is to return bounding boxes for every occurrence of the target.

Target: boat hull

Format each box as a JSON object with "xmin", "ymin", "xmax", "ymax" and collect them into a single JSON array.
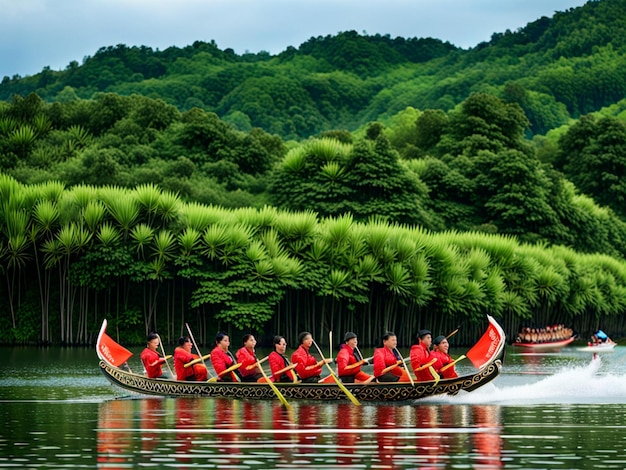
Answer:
[{"xmin": 98, "ymin": 357, "xmax": 502, "ymax": 402}]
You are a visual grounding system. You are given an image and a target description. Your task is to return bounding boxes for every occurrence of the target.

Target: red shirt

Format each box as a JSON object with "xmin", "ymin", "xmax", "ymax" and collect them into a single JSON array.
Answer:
[
  {"xmin": 410, "ymin": 343, "xmax": 437, "ymax": 381},
  {"xmin": 174, "ymin": 347, "xmax": 207, "ymax": 381},
  {"xmin": 431, "ymin": 350, "xmax": 458, "ymax": 379},
  {"xmin": 269, "ymin": 351, "xmax": 297, "ymax": 382},
  {"xmin": 140, "ymin": 347, "xmax": 164, "ymax": 378},
  {"xmin": 337, "ymin": 344, "xmax": 361, "ymax": 377},
  {"xmin": 373, "ymin": 347, "xmax": 402, "ymax": 378},
  {"xmin": 291, "ymin": 345, "xmax": 322, "ymax": 380},
  {"xmin": 210, "ymin": 346, "xmax": 237, "ymax": 381},
  {"xmin": 236, "ymin": 346, "xmax": 259, "ymax": 378}
]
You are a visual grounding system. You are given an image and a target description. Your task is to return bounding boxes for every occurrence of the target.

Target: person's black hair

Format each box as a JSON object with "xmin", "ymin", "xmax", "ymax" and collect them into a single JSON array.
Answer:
[
  {"xmin": 147, "ymin": 332, "xmax": 158, "ymax": 342},
  {"xmin": 298, "ymin": 331, "xmax": 311, "ymax": 345},
  {"xmin": 178, "ymin": 336, "xmax": 190, "ymax": 346},
  {"xmin": 242, "ymin": 333, "xmax": 254, "ymax": 345},
  {"xmin": 215, "ymin": 331, "xmax": 229, "ymax": 345},
  {"xmin": 381, "ymin": 331, "xmax": 396, "ymax": 346},
  {"xmin": 273, "ymin": 335, "xmax": 286, "ymax": 351}
]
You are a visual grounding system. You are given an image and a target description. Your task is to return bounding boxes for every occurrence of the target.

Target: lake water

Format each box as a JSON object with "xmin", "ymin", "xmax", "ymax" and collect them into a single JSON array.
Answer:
[{"xmin": 1, "ymin": 345, "xmax": 626, "ymax": 468}]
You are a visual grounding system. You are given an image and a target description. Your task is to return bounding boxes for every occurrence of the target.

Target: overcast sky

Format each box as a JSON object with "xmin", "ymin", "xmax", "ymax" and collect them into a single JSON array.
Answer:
[{"xmin": 1, "ymin": 0, "xmax": 589, "ymax": 79}]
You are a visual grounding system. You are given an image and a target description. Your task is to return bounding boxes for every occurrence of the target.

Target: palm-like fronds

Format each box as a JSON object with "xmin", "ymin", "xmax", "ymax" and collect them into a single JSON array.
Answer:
[
  {"xmin": 234, "ymin": 206, "xmax": 276, "ymax": 230},
  {"xmin": 325, "ymin": 269, "xmax": 351, "ymax": 298},
  {"xmin": 271, "ymin": 253, "xmax": 303, "ymax": 282},
  {"xmin": 322, "ymin": 213, "xmax": 353, "ymax": 250},
  {"xmin": 82, "ymin": 200, "xmax": 106, "ymax": 232},
  {"xmin": 135, "ymin": 183, "xmax": 162, "ymax": 219},
  {"xmin": 10, "ymin": 125, "xmax": 37, "ymax": 146},
  {"xmin": 252, "ymin": 259, "xmax": 274, "ymax": 281},
  {"xmin": 260, "ymin": 229, "xmax": 285, "ymax": 258},
  {"xmin": 35, "ymin": 180, "xmax": 65, "ymax": 202},
  {"xmin": 281, "ymin": 147, "xmax": 307, "ymax": 173},
  {"xmin": 130, "ymin": 224, "xmax": 154, "ymax": 256},
  {"xmin": 5, "ymin": 234, "xmax": 31, "ymax": 269},
  {"xmin": 386, "ymin": 263, "xmax": 413, "ymax": 297},
  {"xmin": 66, "ymin": 125, "xmax": 92, "ymax": 148},
  {"xmin": 0, "ymin": 116, "xmax": 17, "ymax": 136},
  {"xmin": 179, "ymin": 202, "xmax": 222, "ymax": 232},
  {"xmin": 320, "ymin": 161, "xmax": 345, "ymax": 183},
  {"xmin": 202, "ymin": 225, "xmax": 229, "ymax": 260},
  {"xmin": 33, "ymin": 200, "xmax": 59, "ymax": 233},
  {"xmin": 308, "ymin": 138, "xmax": 351, "ymax": 164},
  {"xmin": 152, "ymin": 230, "xmax": 176, "ymax": 261},
  {"xmin": 178, "ymin": 227, "xmax": 201, "ymax": 257},
  {"xmin": 101, "ymin": 188, "xmax": 139, "ymax": 233},
  {"xmin": 156, "ymin": 190, "xmax": 181, "ymax": 225},
  {"xmin": 273, "ymin": 210, "xmax": 318, "ymax": 240},
  {"xmin": 246, "ymin": 240, "xmax": 267, "ymax": 263},
  {"xmin": 97, "ymin": 223, "xmax": 121, "ymax": 247},
  {"xmin": 33, "ymin": 114, "xmax": 51, "ymax": 136}
]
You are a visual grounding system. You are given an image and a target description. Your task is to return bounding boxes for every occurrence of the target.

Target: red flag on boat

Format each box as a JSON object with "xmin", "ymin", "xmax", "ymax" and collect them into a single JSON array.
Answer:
[
  {"xmin": 466, "ymin": 315, "xmax": 506, "ymax": 369},
  {"xmin": 97, "ymin": 320, "xmax": 133, "ymax": 367}
]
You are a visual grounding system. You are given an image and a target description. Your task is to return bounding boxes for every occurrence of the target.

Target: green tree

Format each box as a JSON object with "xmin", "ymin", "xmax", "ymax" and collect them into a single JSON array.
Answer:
[{"xmin": 555, "ymin": 114, "xmax": 626, "ymax": 219}]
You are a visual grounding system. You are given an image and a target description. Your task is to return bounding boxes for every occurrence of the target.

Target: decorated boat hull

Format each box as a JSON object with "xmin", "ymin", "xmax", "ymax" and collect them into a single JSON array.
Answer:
[
  {"xmin": 97, "ymin": 315, "xmax": 505, "ymax": 403},
  {"xmin": 98, "ymin": 357, "xmax": 502, "ymax": 402}
]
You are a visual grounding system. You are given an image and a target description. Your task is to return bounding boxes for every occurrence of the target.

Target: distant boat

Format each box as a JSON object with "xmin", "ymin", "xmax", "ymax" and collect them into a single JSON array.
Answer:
[
  {"xmin": 512, "ymin": 336, "xmax": 575, "ymax": 352},
  {"xmin": 577, "ymin": 341, "xmax": 617, "ymax": 353}
]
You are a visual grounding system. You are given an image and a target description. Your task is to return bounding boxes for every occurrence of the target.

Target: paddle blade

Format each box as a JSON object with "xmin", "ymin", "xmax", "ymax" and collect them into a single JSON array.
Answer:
[
  {"xmin": 97, "ymin": 321, "xmax": 133, "ymax": 367},
  {"xmin": 466, "ymin": 315, "xmax": 506, "ymax": 369}
]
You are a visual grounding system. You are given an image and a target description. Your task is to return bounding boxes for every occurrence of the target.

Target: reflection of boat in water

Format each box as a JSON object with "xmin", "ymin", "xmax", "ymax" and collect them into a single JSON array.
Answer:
[
  {"xmin": 96, "ymin": 316, "xmax": 505, "ymax": 403},
  {"xmin": 512, "ymin": 336, "xmax": 575, "ymax": 353},
  {"xmin": 577, "ymin": 342, "xmax": 616, "ymax": 352}
]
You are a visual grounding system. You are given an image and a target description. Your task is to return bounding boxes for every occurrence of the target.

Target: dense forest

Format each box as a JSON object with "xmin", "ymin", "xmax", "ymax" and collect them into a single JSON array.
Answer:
[
  {"xmin": 2, "ymin": 0, "xmax": 626, "ymax": 346},
  {"xmin": 3, "ymin": 0, "xmax": 626, "ymax": 139}
]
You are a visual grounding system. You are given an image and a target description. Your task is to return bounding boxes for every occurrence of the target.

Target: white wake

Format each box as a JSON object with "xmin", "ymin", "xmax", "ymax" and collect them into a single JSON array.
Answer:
[{"xmin": 425, "ymin": 355, "xmax": 626, "ymax": 405}]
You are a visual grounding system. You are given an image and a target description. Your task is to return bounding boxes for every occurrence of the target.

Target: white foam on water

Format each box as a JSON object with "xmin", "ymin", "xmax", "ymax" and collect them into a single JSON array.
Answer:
[{"xmin": 424, "ymin": 355, "xmax": 626, "ymax": 405}]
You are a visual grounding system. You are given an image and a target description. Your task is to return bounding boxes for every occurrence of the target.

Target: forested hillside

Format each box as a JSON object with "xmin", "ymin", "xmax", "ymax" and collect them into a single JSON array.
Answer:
[
  {"xmin": 3, "ymin": 0, "xmax": 626, "ymax": 345},
  {"xmin": 2, "ymin": 0, "xmax": 626, "ymax": 139}
]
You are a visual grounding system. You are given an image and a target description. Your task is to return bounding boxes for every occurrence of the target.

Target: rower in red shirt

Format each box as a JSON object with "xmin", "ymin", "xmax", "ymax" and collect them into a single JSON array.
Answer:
[
  {"xmin": 236, "ymin": 334, "xmax": 263, "ymax": 382},
  {"xmin": 373, "ymin": 331, "xmax": 411, "ymax": 382},
  {"xmin": 430, "ymin": 335, "xmax": 459, "ymax": 379},
  {"xmin": 268, "ymin": 335, "xmax": 298, "ymax": 382},
  {"xmin": 291, "ymin": 331, "xmax": 332, "ymax": 383},
  {"xmin": 174, "ymin": 336, "xmax": 208, "ymax": 381},
  {"xmin": 410, "ymin": 329, "xmax": 438, "ymax": 381},
  {"xmin": 140, "ymin": 333, "xmax": 169, "ymax": 378},
  {"xmin": 337, "ymin": 331, "xmax": 373, "ymax": 383},
  {"xmin": 210, "ymin": 332, "xmax": 241, "ymax": 382}
]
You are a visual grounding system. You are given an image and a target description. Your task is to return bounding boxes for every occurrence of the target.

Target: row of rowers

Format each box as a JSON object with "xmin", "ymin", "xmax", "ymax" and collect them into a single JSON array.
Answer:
[{"xmin": 140, "ymin": 329, "xmax": 458, "ymax": 383}]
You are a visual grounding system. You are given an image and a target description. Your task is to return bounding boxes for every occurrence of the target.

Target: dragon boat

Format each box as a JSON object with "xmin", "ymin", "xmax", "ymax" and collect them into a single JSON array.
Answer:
[
  {"xmin": 511, "ymin": 335, "xmax": 575, "ymax": 352},
  {"xmin": 96, "ymin": 315, "xmax": 505, "ymax": 403}
]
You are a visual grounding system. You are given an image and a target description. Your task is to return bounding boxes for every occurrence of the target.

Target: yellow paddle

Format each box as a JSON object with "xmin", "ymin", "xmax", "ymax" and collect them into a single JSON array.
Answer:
[
  {"xmin": 272, "ymin": 362, "xmax": 299, "ymax": 383},
  {"xmin": 184, "ymin": 353, "xmax": 211, "ymax": 368},
  {"xmin": 394, "ymin": 348, "xmax": 415, "ymax": 387},
  {"xmin": 255, "ymin": 357, "xmax": 291, "ymax": 409},
  {"xmin": 185, "ymin": 323, "xmax": 213, "ymax": 379},
  {"xmin": 246, "ymin": 355, "xmax": 268, "ymax": 370},
  {"xmin": 312, "ymin": 339, "xmax": 361, "ymax": 406},
  {"xmin": 410, "ymin": 357, "xmax": 437, "ymax": 372},
  {"xmin": 207, "ymin": 362, "xmax": 242, "ymax": 382},
  {"xmin": 155, "ymin": 333, "xmax": 174, "ymax": 377},
  {"xmin": 440, "ymin": 354, "xmax": 466, "ymax": 373},
  {"xmin": 428, "ymin": 366, "xmax": 440, "ymax": 388}
]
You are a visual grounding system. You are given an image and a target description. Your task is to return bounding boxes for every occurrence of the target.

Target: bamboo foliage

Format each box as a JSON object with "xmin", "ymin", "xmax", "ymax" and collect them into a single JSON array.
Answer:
[{"xmin": 3, "ymin": 174, "xmax": 626, "ymax": 344}]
